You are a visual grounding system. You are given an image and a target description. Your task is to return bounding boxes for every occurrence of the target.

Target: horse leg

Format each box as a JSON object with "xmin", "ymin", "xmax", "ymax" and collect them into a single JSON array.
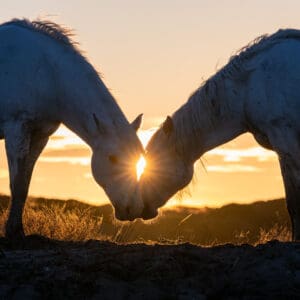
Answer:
[
  {"xmin": 5, "ymin": 122, "xmax": 48, "ymax": 239},
  {"xmin": 279, "ymin": 153, "xmax": 300, "ymax": 241},
  {"xmin": 266, "ymin": 128, "xmax": 300, "ymax": 241}
]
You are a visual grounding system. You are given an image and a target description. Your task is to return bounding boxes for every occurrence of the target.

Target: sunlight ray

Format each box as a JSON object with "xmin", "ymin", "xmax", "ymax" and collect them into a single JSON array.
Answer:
[{"xmin": 136, "ymin": 156, "xmax": 146, "ymax": 180}]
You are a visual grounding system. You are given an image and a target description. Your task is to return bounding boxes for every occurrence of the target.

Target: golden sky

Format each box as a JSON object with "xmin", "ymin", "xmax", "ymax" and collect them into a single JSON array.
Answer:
[{"xmin": 1, "ymin": 0, "xmax": 299, "ymax": 207}]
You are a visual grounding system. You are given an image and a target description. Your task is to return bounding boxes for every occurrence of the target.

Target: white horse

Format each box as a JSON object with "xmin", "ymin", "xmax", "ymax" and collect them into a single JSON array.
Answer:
[
  {"xmin": 0, "ymin": 19, "xmax": 144, "ymax": 239},
  {"xmin": 139, "ymin": 29, "xmax": 300, "ymax": 241}
]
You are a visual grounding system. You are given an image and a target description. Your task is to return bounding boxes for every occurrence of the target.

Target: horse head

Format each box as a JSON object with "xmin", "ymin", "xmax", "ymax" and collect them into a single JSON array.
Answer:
[
  {"xmin": 91, "ymin": 114, "xmax": 145, "ymax": 221},
  {"xmin": 139, "ymin": 116, "xmax": 194, "ymax": 219}
]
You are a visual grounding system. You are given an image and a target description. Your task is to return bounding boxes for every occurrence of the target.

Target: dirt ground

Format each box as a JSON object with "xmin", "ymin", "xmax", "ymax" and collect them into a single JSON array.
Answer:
[{"xmin": 0, "ymin": 236, "xmax": 299, "ymax": 299}]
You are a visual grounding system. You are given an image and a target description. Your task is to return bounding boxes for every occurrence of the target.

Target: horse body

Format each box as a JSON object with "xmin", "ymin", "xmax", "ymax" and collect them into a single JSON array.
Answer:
[
  {"xmin": 245, "ymin": 39, "xmax": 300, "ymax": 138},
  {"xmin": 0, "ymin": 19, "xmax": 144, "ymax": 238},
  {"xmin": 140, "ymin": 29, "xmax": 300, "ymax": 240}
]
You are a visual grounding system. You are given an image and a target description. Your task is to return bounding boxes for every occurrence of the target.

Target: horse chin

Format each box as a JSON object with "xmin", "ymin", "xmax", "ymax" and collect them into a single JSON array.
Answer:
[
  {"xmin": 139, "ymin": 181, "xmax": 166, "ymax": 220},
  {"xmin": 115, "ymin": 211, "xmax": 136, "ymax": 222},
  {"xmin": 114, "ymin": 195, "xmax": 144, "ymax": 222},
  {"xmin": 141, "ymin": 202, "xmax": 158, "ymax": 220}
]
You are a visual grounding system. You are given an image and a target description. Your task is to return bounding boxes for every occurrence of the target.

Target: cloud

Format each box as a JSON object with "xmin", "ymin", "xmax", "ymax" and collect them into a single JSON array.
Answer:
[
  {"xmin": 206, "ymin": 147, "xmax": 277, "ymax": 162},
  {"xmin": 206, "ymin": 164, "xmax": 261, "ymax": 173},
  {"xmin": 39, "ymin": 156, "xmax": 90, "ymax": 166},
  {"xmin": 43, "ymin": 148, "xmax": 91, "ymax": 157},
  {"xmin": 48, "ymin": 125, "xmax": 86, "ymax": 150},
  {"xmin": 84, "ymin": 173, "xmax": 93, "ymax": 179}
]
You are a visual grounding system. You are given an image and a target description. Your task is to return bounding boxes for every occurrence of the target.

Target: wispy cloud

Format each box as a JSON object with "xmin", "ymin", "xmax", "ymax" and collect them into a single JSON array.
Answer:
[
  {"xmin": 206, "ymin": 164, "xmax": 261, "ymax": 173},
  {"xmin": 39, "ymin": 157, "xmax": 90, "ymax": 166},
  {"xmin": 43, "ymin": 148, "xmax": 91, "ymax": 157},
  {"xmin": 48, "ymin": 126, "xmax": 86, "ymax": 150},
  {"xmin": 206, "ymin": 147, "xmax": 277, "ymax": 162},
  {"xmin": 84, "ymin": 173, "xmax": 93, "ymax": 179}
]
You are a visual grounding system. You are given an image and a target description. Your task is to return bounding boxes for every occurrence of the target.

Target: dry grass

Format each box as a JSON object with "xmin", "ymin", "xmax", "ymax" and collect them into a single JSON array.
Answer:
[
  {"xmin": 221, "ymin": 224, "xmax": 292, "ymax": 246},
  {"xmin": 0, "ymin": 201, "xmax": 292, "ymax": 245},
  {"xmin": 256, "ymin": 224, "xmax": 292, "ymax": 244},
  {"xmin": 0, "ymin": 204, "xmax": 104, "ymax": 241}
]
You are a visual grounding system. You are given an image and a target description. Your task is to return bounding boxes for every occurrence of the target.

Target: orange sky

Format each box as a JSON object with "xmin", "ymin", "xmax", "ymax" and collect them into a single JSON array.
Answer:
[{"xmin": 1, "ymin": 0, "xmax": 299, "ymax": 207}]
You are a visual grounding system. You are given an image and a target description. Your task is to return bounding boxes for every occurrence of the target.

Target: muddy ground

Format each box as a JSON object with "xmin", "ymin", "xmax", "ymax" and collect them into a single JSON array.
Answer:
[{"xmin": 0, "ymin": 236, "xmax": 299, "ymax": 299}]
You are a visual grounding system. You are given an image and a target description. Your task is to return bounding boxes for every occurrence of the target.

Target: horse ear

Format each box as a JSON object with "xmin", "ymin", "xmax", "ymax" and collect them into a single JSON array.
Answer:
[
  {"xmin": 162, "ymin": 116, "xmax": 173, "ymax": 135},
  {"xmin": 93, "ymin": 113, "xmax": 107, "ymax": 134},
  {"xmin": 131, "ymin": 113, "xmax": 143, "ymax": 131}
]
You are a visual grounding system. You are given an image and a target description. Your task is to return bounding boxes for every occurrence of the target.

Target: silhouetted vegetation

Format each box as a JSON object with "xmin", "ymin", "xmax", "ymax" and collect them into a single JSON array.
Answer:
[
  {"xmin": 0, "ymin": 195, "xmax": 291, "ymax": 245},
  {"xmin": 0, "ymin": 195, "xmax": 298, "ymax": 299}
]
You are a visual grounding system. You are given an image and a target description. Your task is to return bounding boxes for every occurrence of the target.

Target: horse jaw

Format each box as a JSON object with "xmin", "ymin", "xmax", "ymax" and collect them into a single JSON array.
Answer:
[{"xmin": 113, "ymin": 185, "xmax": 144, "ymax": 221}]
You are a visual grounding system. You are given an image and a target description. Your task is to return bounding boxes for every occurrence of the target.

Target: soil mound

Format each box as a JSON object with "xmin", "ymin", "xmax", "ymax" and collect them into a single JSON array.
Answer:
[{"xmin": 0, "ymin": 236, "xmax": 299, "ymax": 299}]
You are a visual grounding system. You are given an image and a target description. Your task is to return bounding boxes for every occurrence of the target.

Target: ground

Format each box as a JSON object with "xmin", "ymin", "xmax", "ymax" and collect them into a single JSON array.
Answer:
[{"xmin": 0, "ymin": 236, "xmax": 299, "ymax": 299}]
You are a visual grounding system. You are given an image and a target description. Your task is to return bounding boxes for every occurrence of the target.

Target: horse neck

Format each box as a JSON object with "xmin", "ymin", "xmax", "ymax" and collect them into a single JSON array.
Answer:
[
  {"xmin": 173, "ymin": 79, "xmax": 246, "ymax": 162},
  {"xmin": 56, "ymin": 54, "xmax": 128, "ymax": 149}
]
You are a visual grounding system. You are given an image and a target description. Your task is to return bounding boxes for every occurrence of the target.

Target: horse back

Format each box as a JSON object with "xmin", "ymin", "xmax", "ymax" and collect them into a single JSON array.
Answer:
[
  {"xmin": 0, "ymin": 24, "xmax": 61, "ymax": 124},
  {"xmin": 245, "ymin": 39, "xmax": 300, "ymax": 132}
]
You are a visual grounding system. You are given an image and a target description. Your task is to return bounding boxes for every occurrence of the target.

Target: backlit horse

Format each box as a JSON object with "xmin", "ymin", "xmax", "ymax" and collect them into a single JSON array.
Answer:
[
  {"xmin": 140, "ymin": 29, "xmax": 300, "ymax": 241},
  {"xmin": 0, "ymin": 19, "xmax": 144, "ymax": 238}
]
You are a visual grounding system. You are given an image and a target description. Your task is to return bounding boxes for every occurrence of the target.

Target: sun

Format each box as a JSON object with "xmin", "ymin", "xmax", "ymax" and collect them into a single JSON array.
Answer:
[
  {"xmin": 135, "ymin": 128, "xmax": 156, "ymax": 180},
  {"xmin": 136, "ymin": 156, "xmax": 146, "ymax": 180}
]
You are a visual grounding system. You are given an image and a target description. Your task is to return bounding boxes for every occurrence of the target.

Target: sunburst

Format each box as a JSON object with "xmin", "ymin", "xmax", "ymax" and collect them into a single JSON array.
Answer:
[
  {"xmin": 135, "ymin": 128, "xmax": 156, "ymax": 180},
  {"xmin": 136, "ymin": 155, "xmax": 146, "ymax": 180}
]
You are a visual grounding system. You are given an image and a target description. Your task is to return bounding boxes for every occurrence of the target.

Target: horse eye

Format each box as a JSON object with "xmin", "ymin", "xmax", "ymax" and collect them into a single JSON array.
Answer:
[{"xmin": 108, "ymin": 155, "xmax": 119, "ymax": 164}]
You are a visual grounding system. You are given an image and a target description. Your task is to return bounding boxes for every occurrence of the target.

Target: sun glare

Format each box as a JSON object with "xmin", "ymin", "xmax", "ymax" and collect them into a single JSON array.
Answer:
[
  {"xmin": 136, "ymin": 155, "xmax": 146, "ymax": 180},
  {"xmin": 135, "ymin": 128, "xmax": 156, "ymax": 180}
]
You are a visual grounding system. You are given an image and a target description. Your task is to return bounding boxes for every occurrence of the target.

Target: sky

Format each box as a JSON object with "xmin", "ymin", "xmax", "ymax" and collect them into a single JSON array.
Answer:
[{"xmin": 1, "ymin": 0, "xmax": 300, "ymax": 207}]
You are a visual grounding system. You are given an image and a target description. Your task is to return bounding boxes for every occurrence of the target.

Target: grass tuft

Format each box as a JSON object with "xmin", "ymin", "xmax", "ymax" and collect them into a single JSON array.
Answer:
[{"xmin": 0, "ymin": 196, "xmax": 292, "ymax": 245}]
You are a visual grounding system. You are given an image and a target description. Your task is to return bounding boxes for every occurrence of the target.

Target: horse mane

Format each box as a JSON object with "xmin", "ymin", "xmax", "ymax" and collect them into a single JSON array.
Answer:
[
  {"xmin": 1, "ymin": 18, "xmax": 106, "ymax": 84},
  {"xmin": 185, "ymin": 28, "xmax": 300, "ymax": 114},
  {"xmin": 222, "ymin": 28, "xmax": 300, "ymax": 78},
  {"xmin": 172, "ymin": 28, "xmax": 300, "ymax": 159},
  {"xmin": 1, "ymin": 18, "xmax": 81, "ymax": 54}
]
